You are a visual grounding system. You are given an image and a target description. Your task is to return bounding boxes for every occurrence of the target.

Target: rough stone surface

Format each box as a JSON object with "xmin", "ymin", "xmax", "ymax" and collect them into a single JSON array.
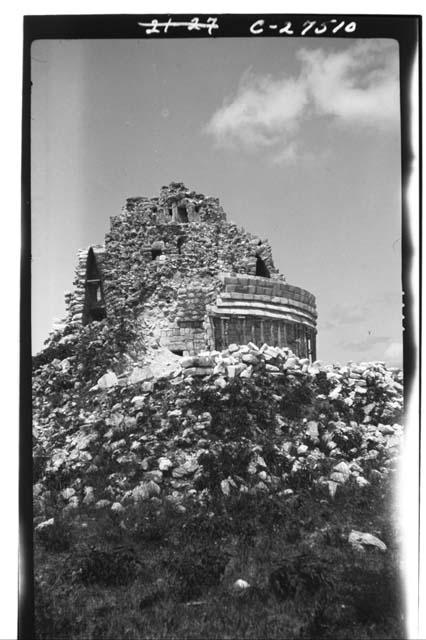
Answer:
[
  {"xmin": 49, "ymin": 183, "xmax": 317, "ymax": 360},
  {"xmin": 33, "ymin": 338, "xmax": 404, "ymax": 517},
  {"xmin": 348, "ymin": 530, "xmax": 387, "ymax": 552}
]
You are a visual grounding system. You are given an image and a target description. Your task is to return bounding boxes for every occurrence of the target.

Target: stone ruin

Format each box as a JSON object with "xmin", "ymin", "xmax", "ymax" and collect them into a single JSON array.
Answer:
[{"xmin": 64, "ymin": 182, "xmax": 317, "ymax": 359}]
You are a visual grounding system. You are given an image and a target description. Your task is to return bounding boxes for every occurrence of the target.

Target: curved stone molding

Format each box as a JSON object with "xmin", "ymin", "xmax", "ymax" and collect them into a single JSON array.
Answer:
[{"xmin": 209, "ymin": 276, "xmax": 317, "ymax": 359}]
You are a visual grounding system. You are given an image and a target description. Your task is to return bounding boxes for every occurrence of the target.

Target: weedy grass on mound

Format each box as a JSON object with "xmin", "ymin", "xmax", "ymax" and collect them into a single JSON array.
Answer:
[{"xmin": 35, "ymin": 475, "xmax": 405, "ymax": 640}]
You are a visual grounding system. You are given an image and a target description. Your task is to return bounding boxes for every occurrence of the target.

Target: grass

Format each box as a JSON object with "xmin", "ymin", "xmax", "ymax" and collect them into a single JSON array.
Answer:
[{"xmin": 34, "ymin": 476, "xmax": 406, "ymax": 640}]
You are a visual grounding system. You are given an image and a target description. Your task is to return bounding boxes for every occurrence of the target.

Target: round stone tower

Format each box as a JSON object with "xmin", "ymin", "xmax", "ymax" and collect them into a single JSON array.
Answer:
[{"xmin": 65, "ymin": 182, "xmax": 317, "ymax": 360}]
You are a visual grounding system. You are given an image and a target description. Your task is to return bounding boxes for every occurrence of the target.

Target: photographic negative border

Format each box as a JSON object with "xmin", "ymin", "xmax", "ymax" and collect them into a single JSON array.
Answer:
[{"xmin": 21, "ymin": 13, "xmax": 420, "ymax": 639}]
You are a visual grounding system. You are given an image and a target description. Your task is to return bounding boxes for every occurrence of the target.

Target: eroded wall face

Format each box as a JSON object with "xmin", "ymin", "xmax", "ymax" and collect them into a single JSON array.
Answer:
[
  {"xmin": 63, "ymin": 183, "xmax": 317, "ymax": 359},
  {"xmin": 96, "ymin": 186, "xmax": 282, "ymax": 356}
]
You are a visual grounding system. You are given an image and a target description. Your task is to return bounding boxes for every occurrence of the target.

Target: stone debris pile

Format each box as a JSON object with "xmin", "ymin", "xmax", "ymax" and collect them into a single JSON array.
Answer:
[{"xmin": 33, "ymin": 342, "xmax": 403, "ymax": 523}]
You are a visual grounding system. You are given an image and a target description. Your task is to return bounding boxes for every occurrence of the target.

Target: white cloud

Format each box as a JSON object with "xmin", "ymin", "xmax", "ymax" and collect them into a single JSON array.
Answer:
[
  {"xmin": 299, "ymin": 40, "xmax": 399, "ymax": 127},
  {"xmin": 205, "ymin": 40, "xmax": 399, "ymax": 160},
  {"xmin": 206, "ymin": 69, "xmax": 308, "ymax": 149}
]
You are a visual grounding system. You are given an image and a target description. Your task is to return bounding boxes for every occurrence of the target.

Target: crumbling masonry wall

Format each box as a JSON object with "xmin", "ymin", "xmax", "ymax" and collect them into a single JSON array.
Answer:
[{"xmin": 64, "ymin": 182, "xmax": 317, "ymax": 359}]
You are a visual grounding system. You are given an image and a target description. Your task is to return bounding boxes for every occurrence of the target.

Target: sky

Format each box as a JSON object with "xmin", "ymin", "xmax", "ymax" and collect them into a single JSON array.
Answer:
[{"xmin": 31, "ymin": 36, "xmax": 402, "ymax": 365}]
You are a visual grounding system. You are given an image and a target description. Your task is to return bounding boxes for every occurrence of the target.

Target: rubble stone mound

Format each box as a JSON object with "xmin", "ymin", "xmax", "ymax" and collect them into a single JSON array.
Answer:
[
  {"xmin": 33, "ymin": 183, "xmax": 403, "ymax": 519},
  {"xmin": 33, "ymin": 340, "xmax": 403, "ymax": 518}
]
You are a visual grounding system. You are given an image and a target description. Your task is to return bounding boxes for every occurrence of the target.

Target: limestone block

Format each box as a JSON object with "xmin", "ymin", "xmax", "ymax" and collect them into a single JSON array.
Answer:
[
  {"xmin": 183, "ymin": 367, "xmax": 213, "ymax": 377},
  {"xmin": 97, "ymin": 371, "xmax": 118, "ymax": 388}
]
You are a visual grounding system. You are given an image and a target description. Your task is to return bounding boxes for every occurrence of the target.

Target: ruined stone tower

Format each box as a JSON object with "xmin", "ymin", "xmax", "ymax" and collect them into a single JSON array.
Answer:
[{"xmin": 65, "ymin": 182, "xmax": 317, "ymax": 359}]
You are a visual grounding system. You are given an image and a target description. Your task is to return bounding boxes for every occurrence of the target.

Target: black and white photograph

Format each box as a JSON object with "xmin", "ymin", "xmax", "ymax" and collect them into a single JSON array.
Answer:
[{"xmin": 22, "ymin": 12, "xmax": 420, "ymax": 640}]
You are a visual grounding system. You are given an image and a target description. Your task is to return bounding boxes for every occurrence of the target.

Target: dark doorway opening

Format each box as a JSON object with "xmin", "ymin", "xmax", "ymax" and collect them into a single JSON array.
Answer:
[
  {"xmin": 177, "ymin": 206, "xmax": 189, "ymax": 223},
  {"xmin": 256, "ymin": 256, "xmax": 270, "ymax": 278},
  {"xmin": 83, "ymin": 248, "xmax": 106, "ymax": 324},
  {"xmin": 88, "ymin": 307, "xmax": 106, "ymax": 322}
]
